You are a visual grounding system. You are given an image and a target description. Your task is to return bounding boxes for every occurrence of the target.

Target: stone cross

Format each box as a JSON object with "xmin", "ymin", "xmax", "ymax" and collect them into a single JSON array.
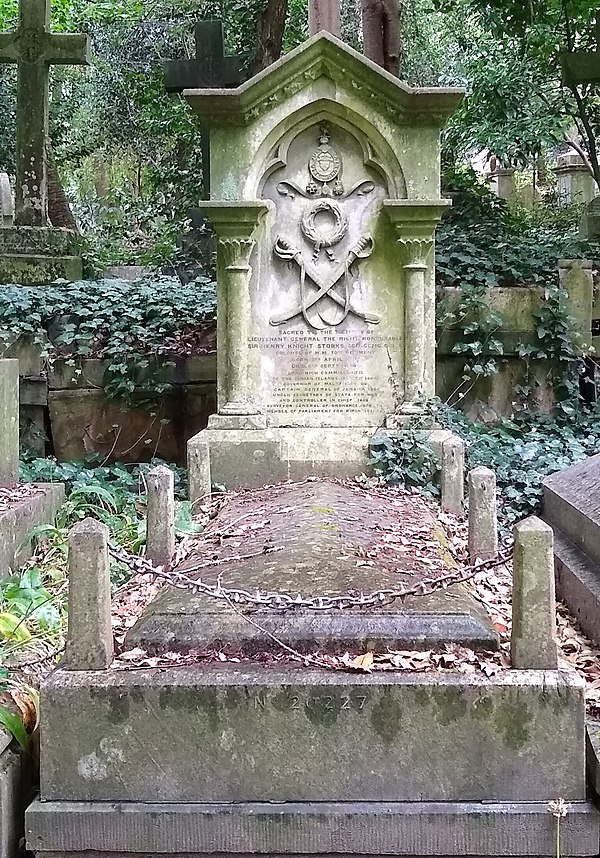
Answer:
[
  {"xmin": 164, "ymin": 20, "xmax": 243, "ymax": 93},
  {"xmin": 309, "ymin": 0, "xmax": 341, "ymax": 36},
  {"xmin": 561, "ymin": 14, "xmax": 600, "ymax": 86},
  {"xmin": 164, "ymin": 20, "xmax": 243, "ymax": 200},
  {"xmin": 0, "ymin": 0, "xmax": 90, "ymax": 227}
]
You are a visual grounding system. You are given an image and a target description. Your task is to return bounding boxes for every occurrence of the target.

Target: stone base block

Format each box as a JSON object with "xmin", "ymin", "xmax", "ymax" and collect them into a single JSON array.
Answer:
[
  {"xmin": 38, "ymin": 665, "xmax": 585, "ymax": 803},
  {"xmin": 0, "ymin": 254, "xmax": 82, "ymax": 285},
  {"xmin": 26, "ymin": 799, "xmax": 600, "ymax": 857},
  {"xmin": 0, "ymin": 484, "xmax": 65, "ymax": 576},
  {"xmin": 189, "ymin": 425, "xmax": 375, "ymax": 491}
]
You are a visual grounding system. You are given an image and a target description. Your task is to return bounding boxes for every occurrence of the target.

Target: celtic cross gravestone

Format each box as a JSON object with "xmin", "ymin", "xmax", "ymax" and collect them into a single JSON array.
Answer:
[{"xmin": 0, "ymin": 0, "xmax": 90, "ymax": 227}]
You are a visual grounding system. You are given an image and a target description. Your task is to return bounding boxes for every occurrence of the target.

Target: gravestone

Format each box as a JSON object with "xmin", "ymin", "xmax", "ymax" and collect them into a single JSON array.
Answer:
[
  {"xmin": 543, "ymin": 452, "xmax": 600, "ymax": 645},
  {"xmin": 556, "ymin": 151, "xmax": 596, "ymax": 205},
  {"xmin": 0, "ymin": 172, "xmax": 13, "ymax": 227},
  {"xmin": 186, "ymin": 33, "xmax": 458, "ymax": 489},
  {"xmin": 164, "ymin": 21, "xmax": 244, "ymax": 200},
  {"xmin": 580, "ymin": 195, "xmax": 600, "ymax": 239},
  {"xmin": 0, "ymin": 0, "xmax": 89, "ymax": 283}
]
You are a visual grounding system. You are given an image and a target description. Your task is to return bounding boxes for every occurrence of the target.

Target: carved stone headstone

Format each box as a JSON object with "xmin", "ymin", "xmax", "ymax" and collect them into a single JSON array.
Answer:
[
  {"xmin": 0, "ymin": 0, "xmax": 89, "ymax": 282},
  {"xmin": 185, "ymin": 34, "xmax": 460, "ymax": 489}
]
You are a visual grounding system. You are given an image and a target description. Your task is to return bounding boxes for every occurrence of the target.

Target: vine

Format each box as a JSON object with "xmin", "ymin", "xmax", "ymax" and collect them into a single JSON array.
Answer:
[{"xmin": 0, "ymin": 276, "xmax": 217, "ymax": 403}]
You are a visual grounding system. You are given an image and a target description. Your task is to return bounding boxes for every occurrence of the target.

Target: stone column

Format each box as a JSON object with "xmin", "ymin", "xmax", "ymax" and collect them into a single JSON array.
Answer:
[
  {"xmin": 558, "ymin": 258, "xmax": 593, "ymax": 351},
  {"xmin": 188, "ymin": 436, "xmax": 211, "ymax": 506},
  {"xmin": 511, "ymin": 516, "xmax": 558, "ymax": 669},
  {"xmin": 489, "ymin": 167, "xmax": 516, "ymax": 202},
  {"xmin": 0, "ymin": 359, "xmax": 20, "ymax": 484},
  {"xmin": 383, "ymin": 201, "xmax": 450, "ymax": 410},
  {"xmin": 219, "ymin": 237, "xmax": 256, "ymax": 414},
  {"xmin": 556, "ymin": 152, "xmax": 596, "ymax": 204},
  {"xmin": 199, "ymin": 202, "xmax": 269, "ymax": 417},
  {"xmin": 309, "ymin": 0, "xmax": 341, "ymax": 35},
  {"xmin": 468, "ymin": 466, "xmax": 498, "ymax": 563},
  {"xmin": 65, "ymin": 518, "xmax": 113, "ymax": 670},
  {"xmin": 0, "ymin": 173, "xmax": 13, "ymax": 227},
  {"xmin": 400, "ymin": 239, "xmax": 431, "ymax": 405},
  {"xmin": 146, "ymin": 465, "xmax": 175, "ymax": 568}
]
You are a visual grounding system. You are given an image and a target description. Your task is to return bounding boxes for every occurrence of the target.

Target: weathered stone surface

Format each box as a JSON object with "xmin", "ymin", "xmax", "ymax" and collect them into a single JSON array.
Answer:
[
  {"xmin": 552, "ymin": 530, "xmax": 600, "ymax": 646},
  {"xmin": 543, "ymin": 453, "xmax": 600, "ymax": 567},
  {"xmin": 440, "ymin": 434, "xmax": 464, "ymax": 516},
  {"xmin": 187, "ymin": 435, "xmax": 211, "ymax": 503},
  {"xmin": 184, "ymin": 32, "xmax": 462, "ymax": 484},
  {"xmin": 468, "ymin": 467, "xmax": 498, "ymax": 563},
  {"xmin": 0, "ymin": 253, "xmax": 82, "ymax": 285},
  {"xmin": 145, "ymin": 466, "xmax": 175, "ymax": 567},
  {"xmin": 0, "ymin": 484, "xmax": 64, "ymax": 577},
  {"xmin": 39, "ymin": 665, "xmax": 585, "ymax": 803},
  {"xmin": 559, "ymin": 259, "xmax": 593, "ymax": 351},
  {"xmin": 0, "ymin": 0, "xmax": 89, "ymax": 227},
  {"xmin": 0, "ymin": 730, "xmax": 28, "ymax": 858},
  {"xmin": 556, "ymin": 153, "xmax": 596, "ymax": 204},
  {"xmin": 0, "ymin": 173, "xmax": 13, "ymax": 227},
  {"xmin": 25, "ymin": 798, "xmax": 600, "ymax": 857},
  {"xmin": 586, "ymin": 716, "xmax": 600, "ymax": 800},
  {"xmin": 0, "ymin": 359, "xmax": 19, "ymax": 483},
  {"xmin": 511, "ymin": 516, "xmax": 558, "ymax": 670},
  {"xmin": 130, "ymin": 481, "xmax": 495, "ymax": 653},
  {"xmin": 65, "ymin": 519, "xmax": 113, "ymax": 670},
  {"xmin": 309, "ymin": 0, "xmax": 341, "ymax": 36}
]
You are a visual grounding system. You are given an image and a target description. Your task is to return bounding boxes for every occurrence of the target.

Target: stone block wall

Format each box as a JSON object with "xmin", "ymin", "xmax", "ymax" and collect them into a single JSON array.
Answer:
[{"xmin": 7, "ymin": 263, "xmax": 594, "ymax": 463}]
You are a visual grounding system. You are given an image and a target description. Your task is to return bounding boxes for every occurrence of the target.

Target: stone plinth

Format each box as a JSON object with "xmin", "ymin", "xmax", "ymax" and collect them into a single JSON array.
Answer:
[
  {"xmin": 0, "ymin": 226, "xmax": 82, "ymax": 285},
  {"xmin": 37, "ymin": 666, "xmax": 585, "ymax": 804},
  {"xmin": 556, "ymin": 152, "xmax": 596, "ymax": 204}
]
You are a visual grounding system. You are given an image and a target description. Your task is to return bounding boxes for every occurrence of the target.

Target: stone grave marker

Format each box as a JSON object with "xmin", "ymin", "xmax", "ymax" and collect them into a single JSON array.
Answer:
[
  {"xmin": 0, "ymin": 172, "xmax": 14, "ymax": 227},
  {"xmin": 164, "ymin": 20, "xmax": 244, "ymax": 199},
  {"xmin": 0, "ymin": 0, "xmax": 89, "ymax": 283},
  {"xmin": 185, "ymin": 33, "xmax": 460, "ymax": 489}
]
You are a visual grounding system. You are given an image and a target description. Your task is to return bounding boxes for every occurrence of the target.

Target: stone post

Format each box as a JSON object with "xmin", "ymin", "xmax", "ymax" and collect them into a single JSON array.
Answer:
[
  {"xmin": 309, "ymin": 0, "xmax": 341, "ymax": 36},
  {"xmin": 490, "ymin": 167, "xmax": 516, "ymax": 202},
  {"xmin": 65, "ymin": 518, "xmax": 113, "ymax": 670},
  {"xmin": 188, "ymin": 436, "xmax": 212, "ymax": 506},
  {"xmin": 511, "ymin": 516, "xmax": 558, "ymax": 669},
  {"xmin": 199, "ymin": 202, "xmax": 269, "ymax": 416},
  {"xmin": 441, "ymin": 435, "xmax": 464, "ymax": 516},
  {"xmin": 468, "ymin": 466, "xmax": 498, "ymax": 563},
  {"xmin": 0, "ymin": 173, "xmax": 13, "ymax": 227},
  {"xmin": 556, "ymin": 152, "xmax": 596, "ymax": 204},
  {"xmin": 0, "ymin": 359, "xmax": 20, "ymax": 484},
  {"xmin": 558, "ymin": 258, "xmax": 593, "ymax": 351},
  {"xmin": 146, "ymin": 465, "xmax": 175, "ymax": 568},
  {"xmin": 220, "ymin": 237, "xmax": 256, "ymax": 414}
]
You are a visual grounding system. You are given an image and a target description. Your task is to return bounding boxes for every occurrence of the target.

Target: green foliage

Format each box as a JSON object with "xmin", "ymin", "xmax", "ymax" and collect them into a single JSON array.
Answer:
[
  {"xmin": 369, "ymin": 430, "xmax": 440, "ymax": 496},
  {"xmin": 0, "ymin": 276, "xmax": 216, "ymax": 402}
]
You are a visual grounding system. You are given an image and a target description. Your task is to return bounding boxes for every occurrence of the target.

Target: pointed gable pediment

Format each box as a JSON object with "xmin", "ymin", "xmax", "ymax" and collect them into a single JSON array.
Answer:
[{"xmin": 184, "ymin": 31, "xmax": 463, "ymax": 128}]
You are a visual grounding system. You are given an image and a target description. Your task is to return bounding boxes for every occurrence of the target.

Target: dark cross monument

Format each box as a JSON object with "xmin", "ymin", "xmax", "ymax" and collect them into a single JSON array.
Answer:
[
  {"xmin": 561, "ymin": 14, "xmax": 600, "ymax": 87},
  {"xmin": 0, "ymin": 0, "xmax": 90, "ymax": 227},
  {"xmin": 164, "ymin": 20, "xmax": 243, "ymax": 200}
]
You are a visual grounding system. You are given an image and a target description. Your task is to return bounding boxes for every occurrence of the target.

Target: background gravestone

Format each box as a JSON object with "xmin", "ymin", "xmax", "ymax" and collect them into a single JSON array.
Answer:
[{"xmin": 0, "ymin": 173, "xmax": 13, "ymax": 227}]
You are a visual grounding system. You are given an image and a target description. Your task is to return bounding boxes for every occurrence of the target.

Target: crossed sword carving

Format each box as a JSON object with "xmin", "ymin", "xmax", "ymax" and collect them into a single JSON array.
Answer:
[{"xmin": 270, "ymin": 235, "xmax": 380, "ymax": 328}]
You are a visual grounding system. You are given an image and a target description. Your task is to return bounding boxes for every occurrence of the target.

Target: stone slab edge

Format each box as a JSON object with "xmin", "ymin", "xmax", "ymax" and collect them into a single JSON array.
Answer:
[
  {"xmin": 1, "ymin": 733, "xmax": 26, "ymax": 858},
  {"xmin": 549, "ymin": 529, "xmax": 600, "ymax": 647},
  {"xmin": 26, "ymin": 800, "xmax": 600, "ymax": 856},
  {"xmin": 586, "ymin": 717, "xmax": 600, "ymax": 799},
  {"xmin": 0, "ymin": 483, "xmax": 65, "ymax": 576}
]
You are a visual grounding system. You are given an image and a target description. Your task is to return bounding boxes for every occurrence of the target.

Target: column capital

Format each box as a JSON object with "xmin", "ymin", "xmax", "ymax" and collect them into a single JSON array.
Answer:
[
  {"xmin": 383, "ymin": 199, "xmax": 449, "ymax": 264},
  {"xmin": 196, "ymin": 200, "xmax": 271, "ymax": 240},
  {"xmin": 220, "ymin": 237, "xmax": 255, "ymax": 269},
  {"xmin": 397, "ymin": 237, "xmax": 433, "ymax": 268}
]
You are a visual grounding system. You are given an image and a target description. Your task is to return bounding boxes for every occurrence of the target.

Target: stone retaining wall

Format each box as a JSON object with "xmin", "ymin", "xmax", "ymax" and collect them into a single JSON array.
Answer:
[{"xmin": 8, "ymin": 266, "xmax": 595, "ymax": 464}]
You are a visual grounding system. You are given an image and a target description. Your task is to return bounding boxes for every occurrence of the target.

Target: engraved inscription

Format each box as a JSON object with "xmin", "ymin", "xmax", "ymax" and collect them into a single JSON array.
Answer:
[{"xmin": 250, "ymin": 691, "xmax": 370, "ymax": 712}]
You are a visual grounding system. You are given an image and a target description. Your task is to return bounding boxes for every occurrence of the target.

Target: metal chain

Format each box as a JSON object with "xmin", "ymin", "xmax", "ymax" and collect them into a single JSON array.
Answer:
[{"xmin": 109, "ymin": 544, "xmax": 510, "ymax": 613}]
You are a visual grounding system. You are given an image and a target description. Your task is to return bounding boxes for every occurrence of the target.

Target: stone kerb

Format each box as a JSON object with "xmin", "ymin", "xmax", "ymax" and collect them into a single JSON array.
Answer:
[
  {"xmin": 511, "ymin": 516, "xmax": 558, "ymax": 670},
  {"xmin": 65, "ymin": 518, "xmax": 113, "ymax": 670}
]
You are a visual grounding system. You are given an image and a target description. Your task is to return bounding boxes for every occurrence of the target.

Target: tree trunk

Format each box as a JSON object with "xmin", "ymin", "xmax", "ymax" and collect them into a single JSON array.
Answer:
[
  {"xmin": 46, "ymin": 141, "xmax": 79, "ymax": 233},
  {"xmin": 249, "ymin": 0, "xmax": 289, "ymax": 75},
  {"xmin": 361, "ymin": 0, "xmax": 401, "ymax": 77}
]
